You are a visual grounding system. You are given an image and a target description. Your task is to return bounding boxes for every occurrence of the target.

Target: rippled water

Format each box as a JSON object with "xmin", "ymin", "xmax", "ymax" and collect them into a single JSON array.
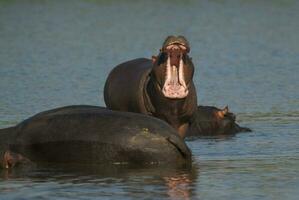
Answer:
[{"xmin": 0, "ymin": 0, "xmax": 298, "ymax": 199}]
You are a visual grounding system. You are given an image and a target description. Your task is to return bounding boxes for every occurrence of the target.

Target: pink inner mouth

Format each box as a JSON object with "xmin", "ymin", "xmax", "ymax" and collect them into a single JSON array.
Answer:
[{"xmin": 162, "ymin": 44, "xmax": 189, "ymax": 99}]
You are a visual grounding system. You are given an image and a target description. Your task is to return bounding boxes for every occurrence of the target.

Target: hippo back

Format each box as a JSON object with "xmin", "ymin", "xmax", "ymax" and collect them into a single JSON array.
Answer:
[
  {"xmin": 104, "ymin": 58, "xmax": 152, "ymax": 114},
  {"xmin": 8, "ymin": 105, "xmax": 191, "ymax": 165}
]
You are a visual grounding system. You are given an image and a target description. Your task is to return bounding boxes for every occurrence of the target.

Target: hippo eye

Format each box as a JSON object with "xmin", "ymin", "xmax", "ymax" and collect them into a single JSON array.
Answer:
[{"xmin": 183, "ymin": 55, "xmax": 192, "ymax": 64}]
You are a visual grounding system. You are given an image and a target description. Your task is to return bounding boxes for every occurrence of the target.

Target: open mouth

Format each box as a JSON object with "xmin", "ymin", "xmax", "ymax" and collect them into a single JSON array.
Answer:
[{"xmin": 162, "ymin": 43, "xmax": 189, "ymax": 99}]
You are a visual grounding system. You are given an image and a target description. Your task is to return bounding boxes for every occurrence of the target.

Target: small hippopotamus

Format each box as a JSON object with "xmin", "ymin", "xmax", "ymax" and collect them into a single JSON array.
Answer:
[
  {"xmin": 187, "ymin": 106, "xmax": 251, "ymax": 137},
  {"xmin": 0, "ymin": 105, "xmax": 191, "ymax": 169},
  {"xmin": 104, "ymin": 36, "xmax": 197, "ymax": 138}
]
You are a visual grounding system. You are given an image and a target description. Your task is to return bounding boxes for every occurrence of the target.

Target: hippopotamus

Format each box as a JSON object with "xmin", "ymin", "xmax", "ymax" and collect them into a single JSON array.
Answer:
[
  {"xmin": 0, "ymin": 105, "xmax": 191, "ymax": 169},
  {"xmin": 104, "ymin": 36, "xmax": 197, "ymax": 138},
  {"xmin": 187, "ymin": 106, "xmax": 251, "ymax": 137}
]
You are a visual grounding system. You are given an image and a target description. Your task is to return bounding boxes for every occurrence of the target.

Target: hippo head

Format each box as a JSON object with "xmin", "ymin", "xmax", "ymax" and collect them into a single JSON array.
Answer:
[
  {"xmin": 187, "ymin": 105, "xmax": 252, "ymax": 137},
  {"xmin": 151, "ymin": 36, "xmax": 194, "ymax": 99},
  {"xmin": 188, "ymin": 106, "xmax": 242, "ymax": 136},
  {"xmin": 215, "ymin": 106, "xmax": 251, "ymax": 135},
  {"xmin": 213, "ymin": 106, "xmax": 237, "ymax": 134}
]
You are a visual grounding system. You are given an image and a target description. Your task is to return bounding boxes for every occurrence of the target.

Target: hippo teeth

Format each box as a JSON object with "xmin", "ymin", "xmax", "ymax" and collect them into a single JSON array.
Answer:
[{"xmin": 162, "ymin": 53, "xmax": 188, "ymax": 99}]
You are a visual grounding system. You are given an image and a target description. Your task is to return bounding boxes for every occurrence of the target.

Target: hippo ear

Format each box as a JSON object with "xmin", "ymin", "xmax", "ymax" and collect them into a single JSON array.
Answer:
[
  {"xmin": 216, "ymin": 110, "xmax": 225, "ymax": 119},
  {"xmin": 152, "ymin": 56, "xmax": 158, "ymax": 64},
  {"xmin": 223, "ymin": 106, "xmax": 229, "ymax": 114},
  {"xmin": 216, "ymin": 106, "xmax": 229, "ymax": 119}
]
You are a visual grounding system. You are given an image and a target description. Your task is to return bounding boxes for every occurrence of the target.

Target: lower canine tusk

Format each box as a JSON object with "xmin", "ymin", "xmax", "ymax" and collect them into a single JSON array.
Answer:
[
  {"xmin": 165, "ymin": 53, "xmax": 171, "ymax": 82},
  {"xmin": 178, "ymin": 54, "xmax": 187, "ymax": 88}
]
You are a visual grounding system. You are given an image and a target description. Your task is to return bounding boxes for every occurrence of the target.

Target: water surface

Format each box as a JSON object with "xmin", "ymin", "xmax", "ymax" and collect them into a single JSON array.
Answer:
[{"xmin": 0, "ymin": 0, "xmax": 298, "ymax": 199}]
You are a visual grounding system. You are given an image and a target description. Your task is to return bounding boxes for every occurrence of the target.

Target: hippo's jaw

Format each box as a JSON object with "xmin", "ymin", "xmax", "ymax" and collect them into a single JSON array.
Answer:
[{"xmin": 162, "ymin": 44, "xmax": 189, "ymax": 99}]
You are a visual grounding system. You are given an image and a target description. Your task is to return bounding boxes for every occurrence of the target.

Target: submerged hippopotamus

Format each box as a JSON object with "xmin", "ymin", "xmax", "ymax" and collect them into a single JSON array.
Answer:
[
  {"xmin": 187, "ymin": 106, "xmax": 251, "ymax": 137},
  {"xmin": 0, "ymin": 105, "xmax": 191, "ymax": 169},
  {"xmin": 104, "ymin": 36, "xmax": 197, "ymax": 138}
]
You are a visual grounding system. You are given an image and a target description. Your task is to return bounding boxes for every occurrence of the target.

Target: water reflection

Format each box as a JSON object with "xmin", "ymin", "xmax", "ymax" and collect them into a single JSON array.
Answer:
[
  {"xmin": 164, "ymin": 173, "xmax": 194, "ymax": 200},
  {"xmin": 1, "ymin": 163, "xmax": 199, "ymax": 200}
]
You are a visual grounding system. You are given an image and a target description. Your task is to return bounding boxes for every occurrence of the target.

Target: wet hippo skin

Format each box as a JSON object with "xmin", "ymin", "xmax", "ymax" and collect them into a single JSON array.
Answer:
[
  {"xmin": 0, "ymin": 105, "xmax": 191, "ymax": 169},
  {"xmin": 187, "ymin": 106, "xmax": 251, "ymax": 137},
  {"xmin": 104, "ymin": 36, "xmax": 197, "ymax": 138}
]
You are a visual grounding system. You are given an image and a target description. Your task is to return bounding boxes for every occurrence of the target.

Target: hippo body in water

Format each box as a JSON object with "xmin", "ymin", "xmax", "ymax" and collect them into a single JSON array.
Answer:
[
  {"xmin": 187, "ymin": 106, "xmax": 251, "ymax": 137},
  {"xmin": 104, "ymin": 36, "xmax": 197, "ymax": 138},
  {"xmin": 0, "ymin": 105, "xmax": 191, "ymax": 169}
]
